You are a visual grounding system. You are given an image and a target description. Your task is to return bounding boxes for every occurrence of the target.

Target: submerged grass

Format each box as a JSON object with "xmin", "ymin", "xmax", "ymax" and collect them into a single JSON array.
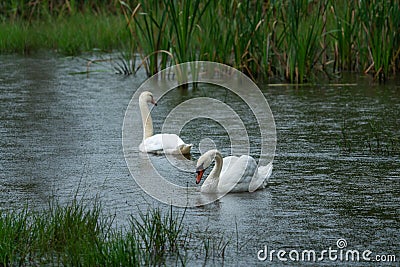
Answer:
[
  {"xmin": 339, "ymin": 119, "xmax": 400, "ymax": 156},
  {"xmin": 0, "ymin": 198, "xmax": 229, "ymax": 266},
  {"xmin": 1, "ymin": 0, "xmax": 400, "ymax": 82}
]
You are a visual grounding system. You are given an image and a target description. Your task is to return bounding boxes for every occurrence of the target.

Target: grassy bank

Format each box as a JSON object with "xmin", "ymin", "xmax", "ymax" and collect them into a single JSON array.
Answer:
[
  {"xmin": 1, "ymin": 0, "xmax": 400, "ymax": 82},
  {"xmin": 0, "ymin": 198, "xmax": 229, "ymax": 266},
  {"xmin": 0, "ymin": 13, "xmax": 129, "ymax": 55}
]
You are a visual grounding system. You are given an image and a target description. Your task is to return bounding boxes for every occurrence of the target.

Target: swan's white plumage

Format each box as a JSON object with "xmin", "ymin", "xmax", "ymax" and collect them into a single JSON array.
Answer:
[
  {"xmin": 196, "ymin": 150, "xmax": 272, "ymax": 193},
  {"xmin": 138, "ymin": 91, "xmax": 192, "ymax": 155},
  {"xmin": 248, "ymin": 163, "xmax": 273, "ymax": 192},
  {"xmin": 139, "ymin": 133, "xmax": 189, "ymax": 154}
]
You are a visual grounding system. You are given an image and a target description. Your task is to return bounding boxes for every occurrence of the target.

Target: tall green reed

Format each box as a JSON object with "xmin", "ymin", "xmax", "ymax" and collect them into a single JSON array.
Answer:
[
  {"xmin": 359, "ymin": 0, "xmax": 400, "ymax": 82},
  {"xmin": 121, "ymin": 1, "xmax": 171, "ymax": 76},
  {"xmin": 276, "ymin": 0, "xmax": 327, "ymax": 83},
  {"xmin": 197, "ymin": 1, "xmax": 233, "ymax": 64},
  {"xmin": 120, "ymin": 0, "xmax": 211, "ymax": 79},
  {"xmin": 231, "ymin": 0, "xmax": 266, "ymax": 77},
  {"xmin": 330, "ymin": 1, "xmax": 359, "ymax": 72},
  {"xmin": 164, "ymin": 0, "xmax": 211, "ymax": 64}
]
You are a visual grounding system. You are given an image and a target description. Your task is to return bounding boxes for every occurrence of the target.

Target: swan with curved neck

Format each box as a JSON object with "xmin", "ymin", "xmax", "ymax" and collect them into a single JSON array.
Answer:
[
  {"xmin": 138, "ymin": 91, "xmax": 192, "ymax": 154},
  {"xmin": 195, "ymin": 149, "xmax": 272, "ymax": 193}
]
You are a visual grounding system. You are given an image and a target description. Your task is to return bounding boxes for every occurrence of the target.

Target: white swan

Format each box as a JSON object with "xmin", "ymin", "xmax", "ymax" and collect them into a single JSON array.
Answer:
[
  {"xmin": 195, "ymin": 149, "xmax": 272, "ymax": 193},
  {"xmin": 138, "ymin": 91, "xmax": 192, "ymax": 154}
]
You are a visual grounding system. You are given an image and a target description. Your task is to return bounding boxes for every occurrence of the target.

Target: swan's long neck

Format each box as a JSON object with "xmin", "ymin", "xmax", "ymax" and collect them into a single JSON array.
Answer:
[
  {"xmin": 139, "ymin": 98, "xmax": 153, "ymax": 140},
  {"xmin": 207, "ymin": 151, "xmax": 223, "ymax": 182}
]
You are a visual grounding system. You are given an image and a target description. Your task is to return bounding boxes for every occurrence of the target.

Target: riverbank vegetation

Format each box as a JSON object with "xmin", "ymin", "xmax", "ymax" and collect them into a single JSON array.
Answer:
[
  {"xmin": 0, "ymin": 197, "xmax": 228, "ymax": 266},
  {"xmin": 1, "ymin": 0, "xmax": 399, "ymax": 82}
]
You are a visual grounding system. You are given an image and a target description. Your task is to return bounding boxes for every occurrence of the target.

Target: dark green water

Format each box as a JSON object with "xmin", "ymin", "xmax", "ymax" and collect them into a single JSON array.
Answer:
[{"xmin": 0, "ymin": 53, "xmax": 399, "ymax": 266}]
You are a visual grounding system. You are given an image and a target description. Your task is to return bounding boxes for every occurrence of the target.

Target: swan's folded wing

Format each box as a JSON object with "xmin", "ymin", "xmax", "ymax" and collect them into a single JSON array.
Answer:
[
  {"xmin": 140, "ymin": 134, "xmax": 187, "ymax": 153},
  {"xmin": 218, "ymin": 155, "xmax": 257, "ymax": 193},
  {"xmin": 159, "ymin": 134, "xmax": 186, "ymax": 149},
  {"xmin": 220, "ymin": 156, "xmax": 238, "ymax": 176},
  {"xmin": 140, "ymin": 135, "xmax": 164, "ymax": 153},
  {"xmin": 249, "ymin": 162, "xmax": 273, "ymax": 192}
]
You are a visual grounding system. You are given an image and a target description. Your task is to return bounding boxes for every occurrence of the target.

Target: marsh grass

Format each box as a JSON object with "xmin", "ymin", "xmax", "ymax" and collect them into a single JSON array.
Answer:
[
  {"xmin": 122, "ymin": 0, "xmax": 400, "ymax": 82},
  {"xmin": 0, "ymin": 208, "xmax": 32, "ymax": 265},
  {"xmin": 2, "ymin": 0, "xmax": 400, "ymax": 82},
  {"xmin": 0, "ymin": 197, "xmax": 231, "ymax": 266},
  {"xmin": 0, "ymin": 197, "xmax": 107, "ymax": 266},
  {"xmin": 120, "ymin": 0, "xmax": 400, "ymax": 82}
]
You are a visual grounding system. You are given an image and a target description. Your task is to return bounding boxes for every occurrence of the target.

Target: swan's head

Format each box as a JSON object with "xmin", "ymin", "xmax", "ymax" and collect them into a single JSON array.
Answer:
[
  {"xmin": 195, "ymin": 149, "xmax": 218, "ymax": 184},
  {"xmin": 140, "ymin": 91, "xmax": 157, "ymax": 106}
]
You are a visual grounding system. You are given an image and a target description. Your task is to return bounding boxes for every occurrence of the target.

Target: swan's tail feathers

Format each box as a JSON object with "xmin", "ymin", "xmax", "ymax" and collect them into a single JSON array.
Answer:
[
  {"xmin": 249, "ymin": 162, "xmax": 273, "ymax": 192},
  {"xmin": 178, "ymin": 143, "xmax": 193, "ymax": 155},
  {"xmin": 258, "ymin": 162, "xmax": 273, "ymax": 180}
]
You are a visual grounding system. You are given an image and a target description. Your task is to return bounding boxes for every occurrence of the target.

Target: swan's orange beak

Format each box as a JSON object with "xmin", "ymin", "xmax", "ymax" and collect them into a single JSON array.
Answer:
[
  {"xmin": 196, "ymin": 170, "xmax": 204, "ymax": 184},
  {"xmin": 151, "ymin": 98, "xmax": 157, "ymax": 106}
]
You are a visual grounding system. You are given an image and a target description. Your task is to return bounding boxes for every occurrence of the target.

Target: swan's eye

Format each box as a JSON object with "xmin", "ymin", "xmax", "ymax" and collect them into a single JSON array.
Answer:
[{"xmin": 150, "ymin": 96, "xmax": 157, "ymax": 106}]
